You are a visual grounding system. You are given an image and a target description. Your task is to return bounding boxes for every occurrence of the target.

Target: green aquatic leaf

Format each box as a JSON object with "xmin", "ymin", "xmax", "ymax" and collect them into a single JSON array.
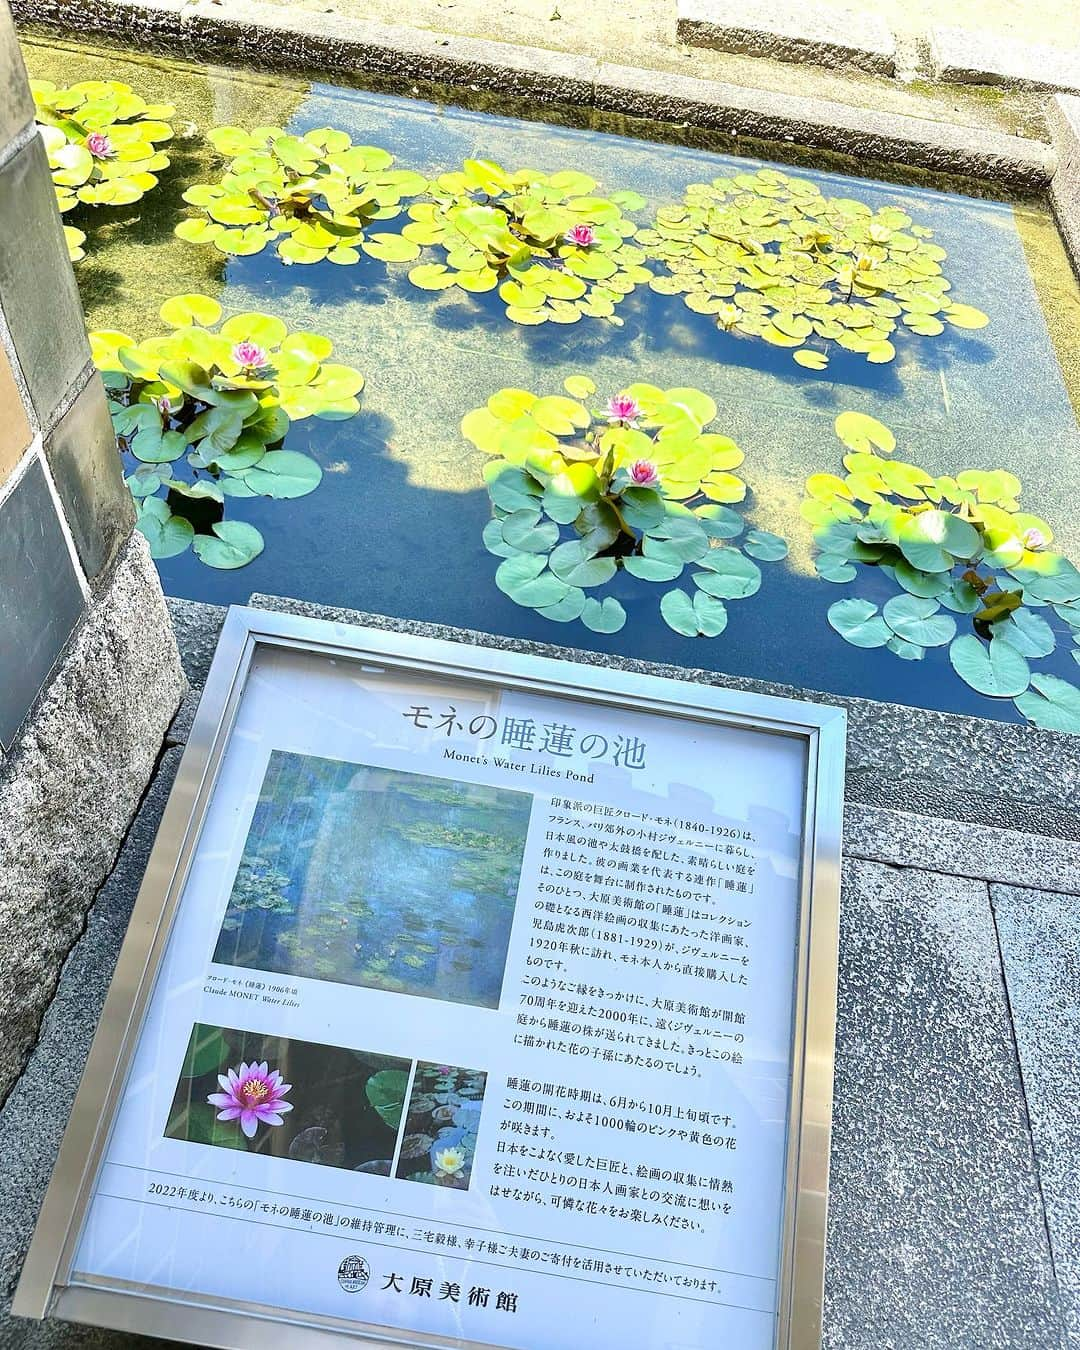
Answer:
[
  {"xmin": 999, "ymin": 607, "xmax": 1056, "ymax": 658},
  {"xmin": 948, "ymin": 634, "xmax": 1030, "ymax": 698},
  {"xmin": 815, "ymin": 553, "xmax": 857, "ymax": 583},
  {"xmin": 365, "ymin": 1069, "xmax": 410, "ymax": 1131},
  {"xmin": 694, "ymin": 549, "xmax": 761, "ymax": 599},
  {"xmin": 827, "ymin": 598, "xmax": 891, "ymax": 648},
  {"xmin": 1013, "ymin": 674, "xmax": 1080, "ymax": 733},
  {"xmin": 881, "ymin": 594, "xmax": 956, "ymax": 647},
  {"xmin": 580, "ymin": 596, "xmax": 626, "ymax": 633},
  {"xmin": 135, "ymin": 497, "xmax": 194, "ymax": 559},
  {"xmin": 742, "ymin": 529, "xmax": 788, "ymax": 561},
  {"xmin": 549, "ymin": 539, "xmax": 617, "ymax": 588},
  {"xmin": 192, "ymin": 520, "xmax": 265, "ymax": 570},
  {"xmin": 242, "ymin": 450, "xmax": 323, "ymax": 499},
  {"xmin": 178, "ymin": 1025, "xmax": 230, "ymax": 1078}
]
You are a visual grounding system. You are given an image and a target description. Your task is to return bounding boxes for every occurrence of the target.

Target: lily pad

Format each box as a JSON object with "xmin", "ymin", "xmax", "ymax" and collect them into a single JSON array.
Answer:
[
  {"xmin": 192, "ymin": 520, "xmax": 265, "ymax": 569},
  {"xmin": 827, "ymin": 598, "xmax": 891, "ymax": 649},
  {"xmin": 948, "ymin": 634, "xmax": 1030, "ymax": 698},
  {"xmin": 881, "ymin": 594, "xmax": 956, "ymax": 647},
  {"xmin": 1013, "ymin": 674, "xmax": 1080, "ymax": 733}
]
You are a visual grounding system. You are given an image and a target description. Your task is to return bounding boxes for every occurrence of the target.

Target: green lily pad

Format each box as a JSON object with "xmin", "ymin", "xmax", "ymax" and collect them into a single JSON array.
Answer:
[
  {"xmin": 881, "ymin": 594, "xmax": 956, "ymax": 647},
  {"xmin": 693, "ymin": 549, "xmax": 761, "ymax": 599},
  {"xmin": 999, "ymin": 607, "xmax": 1056, "ymax": 659},
  {"xmin": 192, "ymin": 520, "xmax": 265, "ymax": 569},
  {"xmin": 135, "ymin": 497, "xmax": 194, "ymax": 559},
  {"xmin": 242, "ymin": 450, "xmax": 323, "ymax": 499},
  {"xmin": 742, "ymin": 529, "xmax": 788, "ymax": 561},
  {"xmin": 948, "ymin": 633, "xmax": 1030, "ymax": 698},
  {"xmin": 827, "ymin": 598, "xmax": 891, "ymax": 649},
  {"xmin": 1013, "ymin": 674, "xmax": 1080, "ymax": 733},
  {"xmin": 580, "ymin": 596, "xmax": 626, "ymax": 633}
]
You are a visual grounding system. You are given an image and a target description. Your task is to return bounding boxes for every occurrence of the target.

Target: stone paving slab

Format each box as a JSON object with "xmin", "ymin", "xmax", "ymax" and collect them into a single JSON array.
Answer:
[
  {"xmin": 825, "ymin": 859, "xmax": 1065, "ymax": 1347},
  {"xmin": 993, "ymin": 884, "xmax": 1080, "ymax": 1350},
  {"xmin": 676, "ymin": 0, "xmax": 894, "ymax": 75},
  {"xmin": 1049, "ymin": 95, "xmax": 1080, "ymax": 278},
  {"xmin": 843, "ymin": 802, "xmax": 1080, "ymax": 895},
  {"xmin": 931, "ymin": 24, "xmax": 1080, "ymax": 96}
]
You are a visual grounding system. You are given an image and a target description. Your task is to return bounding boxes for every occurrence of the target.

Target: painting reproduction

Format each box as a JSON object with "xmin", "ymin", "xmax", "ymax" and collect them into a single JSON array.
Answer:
[{"xmin": 212, "ymin": 752, "xmax": 532, "ymax": 1008}]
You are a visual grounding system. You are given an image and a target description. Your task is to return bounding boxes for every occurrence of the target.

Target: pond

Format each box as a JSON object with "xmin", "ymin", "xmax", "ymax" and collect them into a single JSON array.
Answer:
[{"xmin": 22, "ymin": 35, "xmax": 1080, "ymax": 731}]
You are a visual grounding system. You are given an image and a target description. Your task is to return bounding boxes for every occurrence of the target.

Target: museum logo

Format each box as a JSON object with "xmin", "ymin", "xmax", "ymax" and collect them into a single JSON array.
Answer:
[{"xmin": 337, "ymin": 1254, "xmax": 370, "ymax": 1293}]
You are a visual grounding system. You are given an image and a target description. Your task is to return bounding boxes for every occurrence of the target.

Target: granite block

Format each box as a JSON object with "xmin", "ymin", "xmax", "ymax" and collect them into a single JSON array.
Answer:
[
  {"xmin": 0, "ymin": 456, "xmax": 83, "ymax": 750},
  {"xmin": 164, "ymin": 596, "xmax": 228, "ymax": 689},
  {"xmin": 0, "ymin": 136, "xmax": 90, "ymax": 425},
  {"xmin": 993, "ymin": 885, "xmax": 1080, "ymax": 1349},
  {"xmin": 825, "ymin": 860, "xmax": 1065, "ymax": 1347},
  {"xmin": 843, "ymin": 803, "xmax": 1080, "ymax": 894},
  {"xmin": 44, "ymin": 376, "xmax": 133, "ymax": 585},
  {"xmin": 0, "ymin": 532, "xmax": 183, "ymax": 1101},
  {"xmin": 0, "ymin": 749, "xmax": 182, "ymax": 1349},
  {"xmin": 1049, "ymin": 96, "xmax": 1080, "ymax": 282},
  {"xmin": 0, "ymin": 339, "xmax": 31, "ymax": 487},
  {"xmin": 676, "ymin": 0, "xmax": 895, "ymax": 75}
]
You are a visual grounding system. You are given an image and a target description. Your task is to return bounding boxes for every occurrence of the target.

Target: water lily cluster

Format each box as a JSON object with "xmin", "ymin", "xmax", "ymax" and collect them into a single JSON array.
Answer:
[
  {"xmin": 463, "ymin": 376, "xmax": 787, "ymax": 638},
  {"xmin": 399, "ymin": 158, "xmax": 650, "ymax": 325},
  {"xmin": 176, "ymin": 124, "xmax": 427, "ymax": 263},
  {"xmin": 32, "ymin": 78, "xmax": 175, "ymax": 262},
  {"xmin": 805, "ymin": 412, "xmax": 1080, "ymax": 731},
  {"xmin": 641, "ymin": 167, "xmax": 989, "ymax": 369},
  {"xmin": 93, "ymin": 292, "xmax": 364, "ymax": 568}
]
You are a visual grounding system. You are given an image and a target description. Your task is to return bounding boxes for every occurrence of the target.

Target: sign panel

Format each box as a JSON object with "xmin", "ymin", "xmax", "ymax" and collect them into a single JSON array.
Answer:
[{"xmin": 16, "ymin": 607, "xmax": 845, "ymax": 1350}]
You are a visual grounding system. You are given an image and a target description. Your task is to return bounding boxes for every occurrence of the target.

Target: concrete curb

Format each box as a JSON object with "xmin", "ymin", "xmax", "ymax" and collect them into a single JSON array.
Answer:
[
  {"xmin": 12, "ymin": 0, "xmax": 1057, "ymax": 191},
  {"xmin": 929, "ymin": 25, "xmax": 1080, "ymax": 99},
  {"xmin": 675, "ymin": 0, "xmax": 895, "ymax": 78}
]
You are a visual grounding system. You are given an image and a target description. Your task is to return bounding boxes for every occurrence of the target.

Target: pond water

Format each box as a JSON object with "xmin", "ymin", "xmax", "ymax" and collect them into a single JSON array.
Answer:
[{"xmin": 22, "ymin": 36, "xmax": 1080, "ymax": 727}]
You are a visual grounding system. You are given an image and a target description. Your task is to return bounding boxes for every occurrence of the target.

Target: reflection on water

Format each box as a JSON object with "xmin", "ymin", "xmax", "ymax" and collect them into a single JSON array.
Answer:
[
  {"xmin": 21, "ymin": 37, "xmax": 1080, "ymax": 724},
  {"xmin": 213, "ymin": 752, "xmax": 532, "ymax": 1007}
]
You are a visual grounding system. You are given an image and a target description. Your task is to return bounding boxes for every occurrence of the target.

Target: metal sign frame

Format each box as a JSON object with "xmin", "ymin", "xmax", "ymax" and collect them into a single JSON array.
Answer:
[{"xmin": 15, "ymin": 605, "xmax": 846, "ymax": 1350}]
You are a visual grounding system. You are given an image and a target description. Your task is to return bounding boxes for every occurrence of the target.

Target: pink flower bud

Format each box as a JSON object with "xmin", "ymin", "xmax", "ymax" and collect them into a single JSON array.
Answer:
[
  {"xmin": 607, "ymin": 393, "xmax": 640, "ymax": 423},
  {"xmin": 231, "ymin": 340, "xmax": 270, "ymax": 371},
  {"xmin": 1021, "ymin": 527, "xmax": 1047, "ymax": 551},
  {"xmin": 629, "ymin": 459, "xmax": 660, "ymax": 488},
  {"xmin": 564, "ymin": 223, "xmax": 596, "ymax": 248},
  {"xmin": 156, "ymin": 396, "xmax": 172, "ymax": 417},
  {"xmin": 85, "ymin": 132, "xmax": 113, "ymax": 159}
]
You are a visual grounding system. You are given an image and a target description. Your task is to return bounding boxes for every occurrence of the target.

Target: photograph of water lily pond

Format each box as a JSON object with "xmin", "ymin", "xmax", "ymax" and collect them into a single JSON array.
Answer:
[
  {"xmin": 22, "ymin": 37, "xmax": 1080, "ymax": 730},
  {"xmin": 164, "ymin": 1022, "xmax": 410, "ymax": 1174},
  {"xmin": 212, "ymin": 753, "xmax": 532, "ymax": 1007},
  {"xmin": 396, "ymin": 1062, "xmax": 487, "ymax": 1190}
]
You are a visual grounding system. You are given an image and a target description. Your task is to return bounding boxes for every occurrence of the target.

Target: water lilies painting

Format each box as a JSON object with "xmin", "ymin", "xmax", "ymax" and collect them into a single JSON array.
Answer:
[
  {"xmin": 213, "ymin": 753, "xmax": 532, "ymax": 1007},
  {"xmin": 165, "ymin": 1023, "xmax": 411, "ymax": 1172},
  {"xmin": 396, "ymin": 1062, "xmax": 486, "ymax": 1190}
]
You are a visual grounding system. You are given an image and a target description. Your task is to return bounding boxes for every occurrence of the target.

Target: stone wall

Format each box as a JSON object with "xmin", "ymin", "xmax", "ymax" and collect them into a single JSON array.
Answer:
[{"xmin": 0, "ymin": 0, "xmax": 185, "ymax": 1104}]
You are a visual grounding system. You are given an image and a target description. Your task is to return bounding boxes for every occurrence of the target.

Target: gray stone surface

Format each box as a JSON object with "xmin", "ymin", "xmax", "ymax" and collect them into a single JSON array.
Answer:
[
  {"xmin": 44, "ymin": 375, "xmax": 134, "ymax": 587},
  {"xmin": 0, "ymin": 533, "xmax": 184, "ymax": 1104},
  {"xmin": 1049, "ymin": 95, "xmax": 1080, "ymax": 282},
  {"xmin": 676, "ymin": 0, "xmax": 895, "ymax": 75},
  {"xmin": 0, "ymin": 456, "xmax": 84, "ymax": 751},
  {"xmin": 0, "ymin": 750, "xmax": 182, "ymax": 1350},
  {"xmin": 931, "ymin": 24, "xmax": 1080, "ymax": 95},
  {"xmin": 844, "ymin": 802, "xmax": 1080, "ymax": 894},
  {"xmin": 993, "ymin": 885, "xmax": 1080, "ymax": 1349},
  {"xmin": 0, "ymin": 136, "xmax": 91, "ymax": 426},
  {"xmin": 825, "ymin": 860, "xmax": 1065, "ymax": 1347},
  {"xmin": 590, "ymin": 60, "xmax": 1056, "ymax": 189},
  {"xmin": 0, "ymin": 0, "xmax": 34, "ymax": 147},
  {"xmin": 11, "ymin": 0, "xmax": 1059, "ymax": 192},
  {"xmin": 164, "ymin": 685, "xmax": 202, "ymax": 748},
  {"xmin": 164, "ymin": 596, "xmax": 227, "ymax": 689},
  {"xmin": 248, "ymin": 594, "xmax": 1080, "ymax": 839}
]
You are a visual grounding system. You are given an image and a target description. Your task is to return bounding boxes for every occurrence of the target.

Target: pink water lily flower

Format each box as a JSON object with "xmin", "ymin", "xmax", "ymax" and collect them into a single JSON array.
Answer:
[
  {"xmin": 629, "ymin": 459, "xmax": 660, "ymax": 488},
  {"xmin": 208, "ymin": 1061, "xmax": 293, "ymax": 1138},
  {"xmin": 1021, "ymin": 527, "xmax": 1048, "ymax": 551},
  {"xmin": 231, "ymin": 340, "xmax": 270, "ymax": 372},
  {"xmin": 85, "ymin": 131, "xmax": 114, "ymax": 158},
  {"xmin": 156, "ymin": 396, "xmax": 172, "ymax": 417},
  {"xmin": 607, "ymin": 393, "xmax": 640, "ymax": 424},
  {"xmin": 564, "ymin": 223, "xmax": 596, "ymax": 248}
]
